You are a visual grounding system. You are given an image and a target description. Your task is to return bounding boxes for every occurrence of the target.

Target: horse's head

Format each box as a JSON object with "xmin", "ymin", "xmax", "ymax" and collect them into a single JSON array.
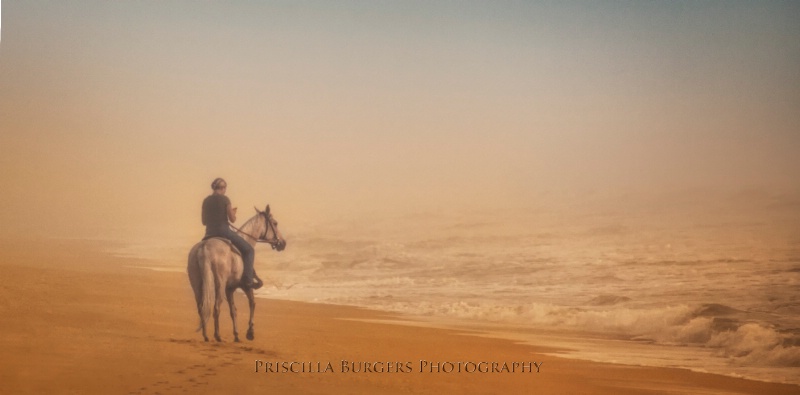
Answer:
[{"xmin": 255, "ymin": 204, "xmax": 286, "ymax": 251}]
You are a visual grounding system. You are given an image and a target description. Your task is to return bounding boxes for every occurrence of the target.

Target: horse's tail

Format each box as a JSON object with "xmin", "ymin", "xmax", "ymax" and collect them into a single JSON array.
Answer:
[{"xmin": 197, "ymin": 244, "xmax": 215, "ymax": 332}]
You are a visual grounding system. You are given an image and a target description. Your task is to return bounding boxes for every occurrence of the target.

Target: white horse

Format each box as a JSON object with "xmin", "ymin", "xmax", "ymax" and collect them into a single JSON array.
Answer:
[{"xmin": 187, "ymin": 205, "xmax": 286, "ymax": 342}]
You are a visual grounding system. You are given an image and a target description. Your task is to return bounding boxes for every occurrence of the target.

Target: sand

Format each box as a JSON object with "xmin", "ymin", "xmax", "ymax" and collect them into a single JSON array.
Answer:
[{"xmin": 1, "ymin": 238, "xmax": 797, "ymax": 394}]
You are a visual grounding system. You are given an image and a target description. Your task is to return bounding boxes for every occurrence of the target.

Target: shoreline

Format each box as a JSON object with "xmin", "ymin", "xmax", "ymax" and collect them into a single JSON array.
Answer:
[
  {"xmin": 1, "ymin": 238, "xmax": 798, "ymax": 394},
  {"xmin": 327, "ymin": 314, "xmax": 800, "ymax": 386}
]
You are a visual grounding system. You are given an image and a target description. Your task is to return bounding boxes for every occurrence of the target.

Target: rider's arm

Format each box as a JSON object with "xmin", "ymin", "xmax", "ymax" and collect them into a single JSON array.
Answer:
[{"xmin": 227, "ymin": 204, "xmax": 237, "ymax": 223}]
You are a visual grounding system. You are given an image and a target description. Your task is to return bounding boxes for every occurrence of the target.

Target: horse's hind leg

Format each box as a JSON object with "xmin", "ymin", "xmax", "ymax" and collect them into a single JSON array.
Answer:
[
  {"xmin": 201, "ymin": 321, "xmax": 209, "ymax": 342},
  {"xmin": 198, "ymin": 304, "xmax": 209, "ymax": 342},
  {"xmin": 193, "ymin": 291, "xmax": 209, "ymax": 342},
  {"xmin": 226, "ymin": 287, "xmax": 240, "ymax": 342},
  {"xmin": 214, "ymin": 284, "xmax": 224, "ymax": 342},
  {"xmin": 245, "ymin": 287, "xmax": 256, "ymax": 341},
  {"xmin": 188, "ymin": 254, "xmax": 208, "ymax": 341}
]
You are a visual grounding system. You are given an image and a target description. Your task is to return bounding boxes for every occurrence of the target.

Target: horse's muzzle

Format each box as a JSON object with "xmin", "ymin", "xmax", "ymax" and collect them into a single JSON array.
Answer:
[{"xmin": 274, "ymin": 240, "xmax": 287, "ymax": 251}]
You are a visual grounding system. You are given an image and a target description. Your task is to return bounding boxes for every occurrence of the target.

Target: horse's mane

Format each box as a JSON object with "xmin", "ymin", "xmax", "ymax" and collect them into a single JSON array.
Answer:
[{"xmin": 239, "ymin": 212, "xmax": 265, "ymax": 237}]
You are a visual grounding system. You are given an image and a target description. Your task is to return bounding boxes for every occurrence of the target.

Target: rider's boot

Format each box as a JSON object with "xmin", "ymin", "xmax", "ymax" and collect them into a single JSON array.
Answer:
[{"xmin": 241, "ymin": 275, "xmax": 261, "ymax": 290}]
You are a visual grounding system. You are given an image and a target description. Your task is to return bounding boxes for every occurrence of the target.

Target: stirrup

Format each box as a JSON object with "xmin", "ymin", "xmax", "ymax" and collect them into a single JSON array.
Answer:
[{"xmin": 241, "ymin": 278, "xmax": 262, "ymax": 290}]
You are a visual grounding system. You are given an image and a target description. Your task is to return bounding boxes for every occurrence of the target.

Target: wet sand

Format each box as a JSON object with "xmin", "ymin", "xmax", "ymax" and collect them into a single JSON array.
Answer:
[{"xmin": 1, "ymin": 238, "xmax": 797, "ymax": 394}]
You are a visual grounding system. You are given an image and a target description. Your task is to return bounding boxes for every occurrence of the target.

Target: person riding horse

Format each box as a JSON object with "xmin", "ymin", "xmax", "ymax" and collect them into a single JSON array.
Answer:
[{"xmin": 201, "ymin": 177, "xmax": 260, "ymax": 289}]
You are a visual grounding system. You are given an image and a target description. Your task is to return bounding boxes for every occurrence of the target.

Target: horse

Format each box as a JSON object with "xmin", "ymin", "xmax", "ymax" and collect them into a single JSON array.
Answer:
[{"xmin": 187, "ymin": 205, "xmax": 286, "ymax": 342}]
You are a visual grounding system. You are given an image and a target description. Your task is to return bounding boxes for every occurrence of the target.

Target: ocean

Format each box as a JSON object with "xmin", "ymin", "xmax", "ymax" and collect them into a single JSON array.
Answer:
[{"xmin": 115, "ymin": 190, "xmax": 800, "ymax": 385}]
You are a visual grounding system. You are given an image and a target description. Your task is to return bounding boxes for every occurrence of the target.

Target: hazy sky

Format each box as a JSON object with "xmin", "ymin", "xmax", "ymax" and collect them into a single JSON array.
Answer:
[{"xmin": 1, "ymin": 1, "xmax": 798, "ymax": 238}]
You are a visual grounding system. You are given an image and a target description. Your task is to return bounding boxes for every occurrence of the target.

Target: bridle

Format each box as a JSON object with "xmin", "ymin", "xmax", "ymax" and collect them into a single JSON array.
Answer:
[{"xmin": 230, "ymin": 210, "xmax": 284, "ymax": 250}]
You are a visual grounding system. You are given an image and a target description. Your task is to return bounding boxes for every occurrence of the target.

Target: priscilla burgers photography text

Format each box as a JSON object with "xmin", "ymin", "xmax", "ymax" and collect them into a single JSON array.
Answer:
[{"xmin": 255, "ymin": 360, "xmax": 543, "ymax": 374}]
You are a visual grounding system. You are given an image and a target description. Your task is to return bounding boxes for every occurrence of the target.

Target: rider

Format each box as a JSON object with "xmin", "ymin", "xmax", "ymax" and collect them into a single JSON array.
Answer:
[{"xmin": 202, "ymin": 177, "xmax": 259, "ymax": 289}]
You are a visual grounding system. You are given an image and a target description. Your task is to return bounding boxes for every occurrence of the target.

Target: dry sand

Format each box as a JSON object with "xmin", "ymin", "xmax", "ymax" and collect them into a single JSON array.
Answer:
[{"xmin": 1, "ymin": 238, "xmax": 797, "ymax": 394}]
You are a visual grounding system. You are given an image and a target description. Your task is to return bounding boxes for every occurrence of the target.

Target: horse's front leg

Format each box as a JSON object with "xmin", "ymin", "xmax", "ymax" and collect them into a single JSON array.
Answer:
[
  {"xmin": 245, "ymin": 287, "xmax": 256, "ymax": 341},
  {"xmin": 226, "ymin": 287, "xmax": 240, "ymax": 342}
]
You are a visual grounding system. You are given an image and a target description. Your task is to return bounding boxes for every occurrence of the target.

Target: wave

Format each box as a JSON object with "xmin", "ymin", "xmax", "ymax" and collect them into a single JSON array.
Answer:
[
  {"xmin": 586, "ymin": 294, "xmax": 632, "ymax": 306},
  {"xmin": 372, "ymin": 299, "xmax": 800, "ymax": 368},
  {"xmin": 707, "ymin": 323, "xmax": 800, "ymax": 367}
]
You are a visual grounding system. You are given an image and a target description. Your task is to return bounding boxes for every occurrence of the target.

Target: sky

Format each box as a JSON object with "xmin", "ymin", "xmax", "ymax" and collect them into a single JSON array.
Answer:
[{"xmin": 1, "ymin": 0, "xmax": 799, "ymax": 239}]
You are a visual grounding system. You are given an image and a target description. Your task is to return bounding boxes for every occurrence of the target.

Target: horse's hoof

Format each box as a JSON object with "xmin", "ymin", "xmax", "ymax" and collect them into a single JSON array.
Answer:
[
  {"xmin": 234, "ymin": 337, "xmax": 240, "ymax": 342},
  {"xmin": 215, "ymin": 336, "xmax": 222, "ymax": 342},
  {"xmin": 246, "ymin": 333, "xmax": 254, "ymax": 341},
  {"xmin": 204, "ymin": 337, "xmax": 209, "ymax": 342}
]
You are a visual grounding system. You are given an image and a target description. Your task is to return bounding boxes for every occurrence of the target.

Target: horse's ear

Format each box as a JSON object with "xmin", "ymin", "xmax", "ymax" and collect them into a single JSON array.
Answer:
[
  {"xmin": 265, "ymin": 204, "xmax": 270, "ymax": 216},
  {"xmin": 254, "ymin": 206, "xmax": 261, "ymax": 214}
]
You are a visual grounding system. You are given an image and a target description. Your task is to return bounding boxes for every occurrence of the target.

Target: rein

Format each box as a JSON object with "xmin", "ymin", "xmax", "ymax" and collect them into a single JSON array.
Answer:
[{"xmin": 230, "ymin": 212, "xmax": 279, "ymax": 246}]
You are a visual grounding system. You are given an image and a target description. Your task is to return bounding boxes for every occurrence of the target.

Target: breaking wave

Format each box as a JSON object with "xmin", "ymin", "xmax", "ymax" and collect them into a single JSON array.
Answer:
[{"xmin": 373, "ymin": 300, "xmax": 800, "ymax": 368}]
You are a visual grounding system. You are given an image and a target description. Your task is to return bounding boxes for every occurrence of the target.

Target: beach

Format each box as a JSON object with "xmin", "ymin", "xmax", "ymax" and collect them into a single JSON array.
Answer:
[
  {"xmin": 1, "ymin": 238, "xmax": 797, "ymax": 395},
  {"xmin": 3, "ymin": 1, "xmax": 800, "ymax": 393}
]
